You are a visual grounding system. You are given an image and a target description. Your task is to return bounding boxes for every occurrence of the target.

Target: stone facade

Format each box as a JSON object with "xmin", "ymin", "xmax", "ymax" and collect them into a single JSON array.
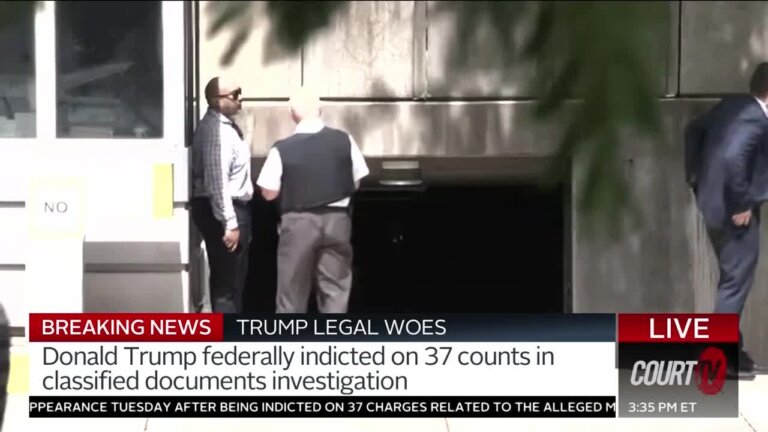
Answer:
[{"xmin": 199, "ymin": 1, "xmax": 768, "ymax": 362}]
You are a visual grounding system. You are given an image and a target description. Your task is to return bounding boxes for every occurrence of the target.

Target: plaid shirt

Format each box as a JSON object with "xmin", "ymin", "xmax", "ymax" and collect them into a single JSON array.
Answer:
[{"xmin": 191, "ymin": 109, "xmax": 253, "ymax": 230}]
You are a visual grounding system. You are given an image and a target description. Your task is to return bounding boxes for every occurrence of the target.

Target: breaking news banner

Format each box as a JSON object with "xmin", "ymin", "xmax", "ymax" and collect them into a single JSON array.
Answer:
[
  {"xmin": 23, "ymin": 312, "xmax": 739, "ymax": 419},
  {"xmin": 617, "ymin": 314, "xmax": 740, "ymax": 418},
  {"xmin": 27, "ymin": 313, "xmax": 617, "ymax": 418}
]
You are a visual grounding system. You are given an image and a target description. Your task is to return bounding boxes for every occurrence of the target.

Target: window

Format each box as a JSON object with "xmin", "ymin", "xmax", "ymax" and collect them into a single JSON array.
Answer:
[
  {"xmin": 56, "ymin": 1, "xmax": 163, "ymax": 138},
  {"xmin": 0, "ymin": 4, "xmax": 36, "ymax": 138}
]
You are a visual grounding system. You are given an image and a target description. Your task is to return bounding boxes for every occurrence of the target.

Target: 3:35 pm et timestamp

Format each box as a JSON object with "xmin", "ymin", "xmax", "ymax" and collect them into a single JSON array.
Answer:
[{"xmin": 626, "ymin": 401, "xmax": 698, "ymax": 414}]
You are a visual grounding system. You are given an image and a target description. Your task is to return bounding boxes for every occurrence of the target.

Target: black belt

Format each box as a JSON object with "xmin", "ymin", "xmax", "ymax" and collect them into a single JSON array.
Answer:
[
  {"xmin": 232, "ymin": 199, "xmax": 250, "ymax": 208},
  {"xmin": 315, "ymin": 206, "xmax": 348, "ymax": 214},
  {"xmin": 285, "ymin": 206, "xmax": 349, "ymax": 215},
  {"xmin": 193, "ymin": 196, "xmax": 250, "ymax": 207}
]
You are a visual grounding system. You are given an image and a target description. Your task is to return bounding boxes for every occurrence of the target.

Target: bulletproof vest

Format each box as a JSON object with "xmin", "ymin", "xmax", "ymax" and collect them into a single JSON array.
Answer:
[{"xmin": 274, "ymin": 127, "xmax": 355, "ymax": 214}]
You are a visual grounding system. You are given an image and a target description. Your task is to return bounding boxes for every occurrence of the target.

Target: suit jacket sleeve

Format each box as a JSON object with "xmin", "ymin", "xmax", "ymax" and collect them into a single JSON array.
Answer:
[
  {"xmin": 684, "ymin": 113, "xmax": 708, "ymax": 189},
  {"xmin": 724, "ymin": 119, "xmax": 763, "ymax": 214}
]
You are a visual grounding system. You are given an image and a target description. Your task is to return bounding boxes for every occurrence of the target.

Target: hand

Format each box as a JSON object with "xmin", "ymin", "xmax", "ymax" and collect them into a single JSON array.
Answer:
[
  {"xmin": 222, "ymin": 228, "xmax": 240, "ymax": 252},
  {"xmin": 732, "ymin": 210, "xmax": 752, "ymax": 227}
]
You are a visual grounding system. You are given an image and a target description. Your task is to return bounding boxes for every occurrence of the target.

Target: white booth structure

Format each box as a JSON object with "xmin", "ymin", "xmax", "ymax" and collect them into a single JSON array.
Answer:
[{"xmin": 0, "ymin": 1, "xmax": 191, "ymax": 332}]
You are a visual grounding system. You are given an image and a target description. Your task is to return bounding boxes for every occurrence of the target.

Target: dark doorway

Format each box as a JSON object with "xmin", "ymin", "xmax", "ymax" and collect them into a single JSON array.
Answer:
[
  {"xmin": 244, "ymin": 181, "xmax": 566, "ymax": 314},
  {"xmin": 348, "ymin": 183, "xmax": 565, "ymax": 313}
]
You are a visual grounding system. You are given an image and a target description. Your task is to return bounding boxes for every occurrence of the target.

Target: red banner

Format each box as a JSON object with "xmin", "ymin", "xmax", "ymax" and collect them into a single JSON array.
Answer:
[
  {"xmin": 29, "ymin": 313, "xmax": 224, "ymax": 342},
  {"xmin": 618, "ymin": 313, "xmax": 739, "ymax": 343}
]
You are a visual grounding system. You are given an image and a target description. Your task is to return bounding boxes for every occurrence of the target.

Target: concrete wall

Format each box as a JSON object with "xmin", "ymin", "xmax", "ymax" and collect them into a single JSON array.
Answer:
[
  {"xmin": 237, "ymin": 101, "xmax": 559, "ymax": 157},
  {"xmin": 198, "ymin": 1, "xmax": 301, "ymax": 98},
  {"xmin": 303, "ymin": 1, "xmax": 422, "ymax": 97},
  {"xmin": 570, "ymin": 100, "xmax": 722, "ymax": 316},
  {"xmin": 680, "ymin": 1, "xmax": 768, "ymax": 95},
  {"xmin": 198, "ymin": 1, "xmax": 768, "ymax": 362}
]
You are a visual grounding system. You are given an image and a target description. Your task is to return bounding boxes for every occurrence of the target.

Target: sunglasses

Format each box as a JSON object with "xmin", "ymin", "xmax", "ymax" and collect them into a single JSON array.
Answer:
[{"xmin": 215, "ymin": 88, "xmax": 242, "ymax": 100}]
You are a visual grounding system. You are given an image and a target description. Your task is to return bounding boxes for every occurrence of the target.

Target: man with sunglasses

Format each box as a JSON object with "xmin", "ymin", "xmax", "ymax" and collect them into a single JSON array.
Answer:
[{"xmin": 191, "ymin": 76, "xmax": 252, "ymax": 313}]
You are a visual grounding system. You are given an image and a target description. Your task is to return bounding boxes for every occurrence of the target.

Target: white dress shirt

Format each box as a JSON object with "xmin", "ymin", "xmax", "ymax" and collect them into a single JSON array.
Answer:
[
  {"xmin": 755, "ymin": 96, "xmax": 768, "ymax": 118},
  {"xmin": 191, "ymin": 109, "xmax": 253, "ymax": 230},
  {"xmin": 257, "ymin": 118, "xmax": 369, "ymax": 207}
]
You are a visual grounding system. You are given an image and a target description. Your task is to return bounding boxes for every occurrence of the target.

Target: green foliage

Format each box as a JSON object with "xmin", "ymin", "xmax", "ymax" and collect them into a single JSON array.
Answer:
[
  {"xmin": 431, "ymin": 1, "xmax": 528, "ymax": 77},
  {"xmin": 205, "ymin": 1, "xmax": 669, "ymax": 240},
  {"xmin": 0, "ymin": 0, "xmax": 646, "ymax": 241},
  {"xmin": 1, "ymin": 0, "xmax": 671, "ymax": 240},
  {"xmin": 0, "ymin": 1, "xmax": 39, "ymax": 29},
  {"xmin": 263, "ymin": 1, "xmax": 350, "ymax": 54},
  {"xmin": 205, "ymin": 1, "xmax": 253, "ymax": 66},
  {"xmin": 522, "ymin": 1, "xmax": 669, "ymax": 239},
  {"xmin": 205, "ymin": 1, "xmax": 350, "ymax": 65}
]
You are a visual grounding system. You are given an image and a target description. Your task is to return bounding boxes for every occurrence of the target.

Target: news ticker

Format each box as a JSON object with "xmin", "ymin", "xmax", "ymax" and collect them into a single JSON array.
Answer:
[
  {"xmin": 29, "ymin": 396, "xmax": 616, "ymax": 418},
  {"xmin": 27, "ymin": 313, "xmax": 740, "ymax": 418}
]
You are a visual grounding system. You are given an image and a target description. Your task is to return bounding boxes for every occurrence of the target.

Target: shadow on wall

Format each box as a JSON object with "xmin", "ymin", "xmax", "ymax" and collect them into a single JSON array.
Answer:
[
  {"xmin": 300, "ymin": 1, "xmax": 416, "ymax": 98},
  {"xmin": 204, "ymin": 1, "xmax": 768, "ymax": 106},
  {"xmin": 425, "ymin": 1, "xmax": 670, "ymax": 98},
  {"xmin": 680, "ymin": 1, "xmax": 768, "ymax": 94},
  {"xmin": 331, "ymin": 77, "xmax": 553, "ymax": 157},
  {"xmin": 571, "ymin": 100, "xmax": 722, "ymax": 314},
  {"xmin": 202, "ymin": 1, "xmax": 297, "ymax": 68},
  {"xmin": 199, "ymin": 1, "xmax": 304, "ymax": 99},
  {"xmin": 424, "ymin": 1, "xmax": 536, "ymax": 98},
  {"xmin": 217, "ymin": 0, "xmax": 669, "ymax": 186},
  {"xmin": 238, "ymin": 81, "xmax": 564, "ymax": 161}
]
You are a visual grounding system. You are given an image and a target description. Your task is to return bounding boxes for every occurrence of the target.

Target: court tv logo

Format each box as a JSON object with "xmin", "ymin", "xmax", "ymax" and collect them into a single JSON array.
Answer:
[{"xmin": 629, "ymin": 346, "xmax": 727, "ymax": 395}]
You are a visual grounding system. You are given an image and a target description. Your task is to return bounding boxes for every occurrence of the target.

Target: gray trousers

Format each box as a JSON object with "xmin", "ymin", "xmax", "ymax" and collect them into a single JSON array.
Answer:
[
  {"xmin": 276, "ymin": 209, "xmax": 353, "ymax": 313},
  {"xmin": 707, "ymin": 211, "xmax": 760, "ymax": 348}
]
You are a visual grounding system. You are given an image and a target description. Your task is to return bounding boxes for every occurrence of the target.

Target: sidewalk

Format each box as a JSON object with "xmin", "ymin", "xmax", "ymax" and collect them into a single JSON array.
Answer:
[{"xmin": 6, "ymin": 338, "xmax": 767, "ymax": 432}]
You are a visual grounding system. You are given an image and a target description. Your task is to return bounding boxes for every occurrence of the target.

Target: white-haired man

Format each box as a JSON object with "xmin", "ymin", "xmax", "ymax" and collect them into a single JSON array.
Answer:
[{"xmin": 257, "ymin": 87, "xmax": 368, "ymax": 313}]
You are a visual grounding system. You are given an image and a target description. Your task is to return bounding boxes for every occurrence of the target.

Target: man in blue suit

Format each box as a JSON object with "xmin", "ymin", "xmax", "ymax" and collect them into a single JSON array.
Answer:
[{"xmin": 685, "ymin": 62, "xmax": 768, "ymax": 379}]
